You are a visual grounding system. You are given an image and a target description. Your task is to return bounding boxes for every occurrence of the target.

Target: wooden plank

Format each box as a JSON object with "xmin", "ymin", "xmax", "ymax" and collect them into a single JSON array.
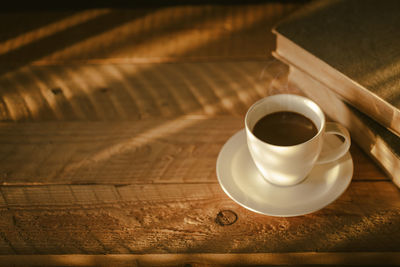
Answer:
[
  {"xmin": 0, "ymin": 118, "xmax": 387, "ymax": 185},
  {"xmin": 0, "ymin": 117, "xmax": 239, "ymax": 184},
  {"xmin": 1, "ymin": 252, "xmax": 400, "ymax": 267},
  {"xmin": 0, "ymin": 62, "xmax": 283, "ymax": 122},
  {"xmin": 0, "ymin": 3, "xmax": 303, "ymax": 66},
  {"xmin": 0, "ymin": 181, "xmax": 399, "ymax": 254},
  {"xmin": 0, "ymin": 3, "xmax": 395, "ymax": 262}
]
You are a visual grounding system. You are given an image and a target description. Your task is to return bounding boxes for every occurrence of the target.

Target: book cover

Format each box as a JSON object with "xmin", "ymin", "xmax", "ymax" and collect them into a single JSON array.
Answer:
[
  {"xmin": 288, "ymin": 65, "xmax": 400, "ymax": 187},
  {"xmin": 273, "ymin": 0, "xmax": 400, "ymax": 136}
]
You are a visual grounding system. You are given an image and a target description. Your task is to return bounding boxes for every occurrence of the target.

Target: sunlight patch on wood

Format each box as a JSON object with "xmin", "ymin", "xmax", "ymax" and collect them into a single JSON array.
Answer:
[{"xmin": 0, "ymin": 9, "xmax": 112, "ymax": 56}]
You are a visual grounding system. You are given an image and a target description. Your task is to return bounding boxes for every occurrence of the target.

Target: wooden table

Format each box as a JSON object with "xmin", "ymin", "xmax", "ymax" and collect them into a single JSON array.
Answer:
[{"xmin": 0, "ymin": 2, "xmax": 400, "ymax": 266}]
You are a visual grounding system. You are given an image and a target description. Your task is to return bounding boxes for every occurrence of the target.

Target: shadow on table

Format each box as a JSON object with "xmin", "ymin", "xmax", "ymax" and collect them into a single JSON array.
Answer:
[
  {"xmin": 3, "ymin": 1, "xmax": 396, "ymax": 257},
  {"xmin": 0, "ymin": 1, "xmax": 296, "ymax": 121}
]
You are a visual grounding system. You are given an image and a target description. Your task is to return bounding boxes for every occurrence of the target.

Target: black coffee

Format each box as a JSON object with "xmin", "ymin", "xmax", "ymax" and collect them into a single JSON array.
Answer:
[{"xmin": 252, "ymin": 111, "xmax": 317, "ymax": 146}]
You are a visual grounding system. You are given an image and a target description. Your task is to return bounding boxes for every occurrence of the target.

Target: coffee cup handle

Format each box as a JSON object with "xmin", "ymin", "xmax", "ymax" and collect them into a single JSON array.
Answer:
[{"xmin": 316, "ymin": 122, "xmax": 351, "ymax": 164}]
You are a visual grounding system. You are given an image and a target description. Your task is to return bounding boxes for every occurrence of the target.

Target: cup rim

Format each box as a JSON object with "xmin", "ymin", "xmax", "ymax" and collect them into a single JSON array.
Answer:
[{"xmin": 245, "ymin": 94, "xmax": 325, "ymax": 148}]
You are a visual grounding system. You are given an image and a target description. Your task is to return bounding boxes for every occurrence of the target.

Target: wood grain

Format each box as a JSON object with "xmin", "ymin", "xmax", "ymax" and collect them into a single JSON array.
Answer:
[
  {"xmin": 0, "ymin": 1, "xmax": 396, "ymax": 264},
  {"xmin": 2, "ymin": 252, "xmax": 400, "ymax": 267},
  {"xmin": 0, "ymin": 3, "xmax": 302, "ymax": 66},
  {"xmin": 0, "ymin": 62, "xmax": 289, "ymax": 122},
  {"xmin": 0, "ymin": 118, "xmax": 387, "ymax": 185},
  {"xmin": 0, "ymin": 182, "xmax": 399, "ymax": 255}
]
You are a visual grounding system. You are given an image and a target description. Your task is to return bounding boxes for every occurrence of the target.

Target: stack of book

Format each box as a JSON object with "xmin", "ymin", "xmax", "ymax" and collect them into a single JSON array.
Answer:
[{"xmin": 272, "ymin": 0, "xmax": 400, "ymax": 187}]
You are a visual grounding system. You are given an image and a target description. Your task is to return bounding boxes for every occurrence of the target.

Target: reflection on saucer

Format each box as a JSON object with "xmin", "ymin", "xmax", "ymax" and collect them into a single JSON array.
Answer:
[{"xmin": 216, "ymin": 129, "xmax": 353, "ymax": 217}]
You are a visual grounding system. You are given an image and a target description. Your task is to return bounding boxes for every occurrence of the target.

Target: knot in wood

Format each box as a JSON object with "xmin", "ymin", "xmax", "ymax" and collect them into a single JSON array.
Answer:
[
  {"xmin": 215, "ymin": 210, "xmax": 237, "ymax": 226},
  {"xmin": 51, "ymin": 88, "xmax": 63, "ymax": 95}
]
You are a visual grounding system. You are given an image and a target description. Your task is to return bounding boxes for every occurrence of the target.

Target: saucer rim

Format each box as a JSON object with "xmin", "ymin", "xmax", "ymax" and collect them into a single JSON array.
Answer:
[{"xmin": 216, "ymin": 129, "xmax": 353, "ymax": 217}]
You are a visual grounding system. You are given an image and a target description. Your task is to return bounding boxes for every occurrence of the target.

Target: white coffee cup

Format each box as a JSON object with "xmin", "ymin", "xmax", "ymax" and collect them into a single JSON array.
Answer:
[{"xmin": 245, "ymin": 94, "xmax": 351, "ymax": 186}]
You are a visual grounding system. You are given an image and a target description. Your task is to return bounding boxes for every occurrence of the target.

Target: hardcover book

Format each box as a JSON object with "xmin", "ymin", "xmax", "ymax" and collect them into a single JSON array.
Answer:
[
  {"xmin": 288, "ymin": 65, "xmax": 400, "ymax": 187},
  {"xmin": 273, "ymin": 0, "xmax": 400, "ymax": 136}
]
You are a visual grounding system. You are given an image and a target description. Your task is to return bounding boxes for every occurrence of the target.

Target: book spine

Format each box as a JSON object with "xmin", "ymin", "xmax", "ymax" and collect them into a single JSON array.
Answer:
[{"xmin": 288, "ymin": 65, "xmax": 400, "ymax": 188}]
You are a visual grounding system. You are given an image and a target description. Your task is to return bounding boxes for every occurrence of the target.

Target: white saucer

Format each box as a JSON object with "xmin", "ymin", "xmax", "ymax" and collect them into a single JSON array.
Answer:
[{"xmin": 216, "ymin": 129, "xmax": 353, "ymax": 217}]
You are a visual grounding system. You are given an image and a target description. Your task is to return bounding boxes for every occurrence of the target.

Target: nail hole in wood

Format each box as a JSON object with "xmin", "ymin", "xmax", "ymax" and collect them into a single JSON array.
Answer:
[
  {"xmin": 99, "ymin": 88, "xmax": 109, "ymax": 93},
  {"xmin": 215, "ymin": 210, "xmax": 237, "ymax": 226},
  {"xmin": 51, "ymin": 88, "xmax": 63, "ymax": 95}
]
